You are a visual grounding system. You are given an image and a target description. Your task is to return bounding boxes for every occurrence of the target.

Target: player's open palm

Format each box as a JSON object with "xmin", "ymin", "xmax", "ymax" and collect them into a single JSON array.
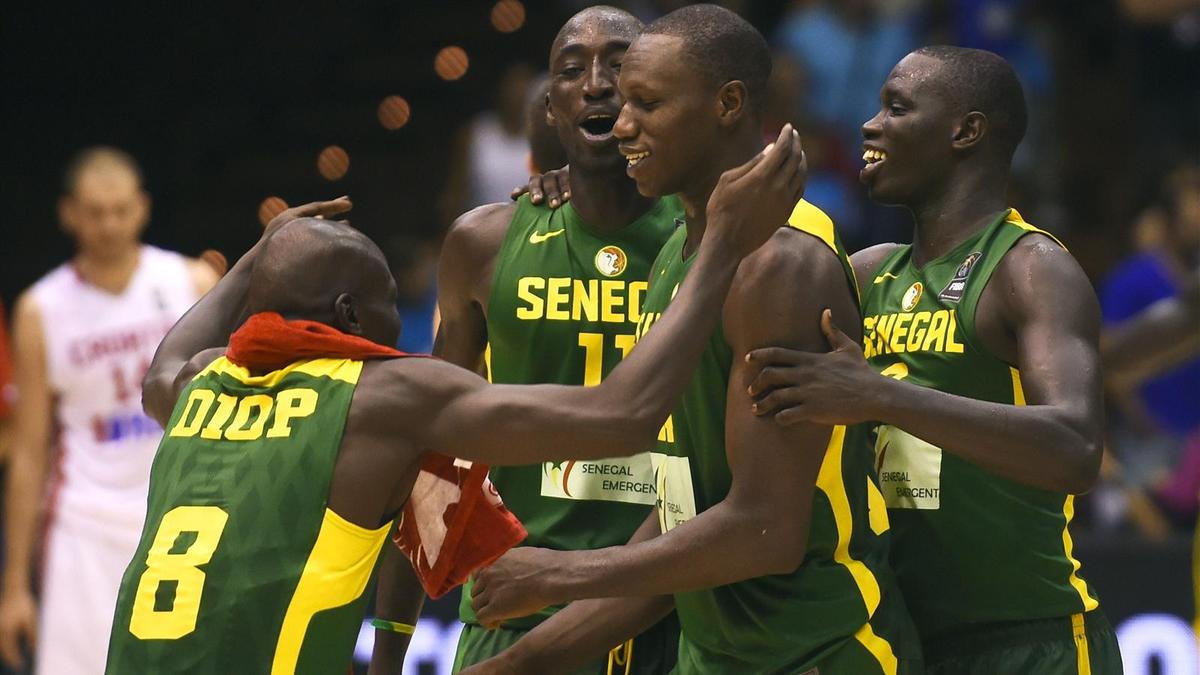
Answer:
[
  {"xmin": 746, "ymin": 309, "xmax": 879, "ymax": 426},
  {"xmin": 706, "ymin": 123, "xmax": 806, "ymax": 259},
  {"xmin": 471, "ymin": 547, "xmax": 563, "ymax": 628},
  {"xmin": 0, "ymin": 587, "xmax": 37, "ymax": 668}
]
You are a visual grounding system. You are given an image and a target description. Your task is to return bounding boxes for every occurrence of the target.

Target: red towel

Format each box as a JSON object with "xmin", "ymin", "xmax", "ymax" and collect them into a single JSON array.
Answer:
[{"xmin": 226, "ymin": 312, "xmax": 526, "ymax": 598}]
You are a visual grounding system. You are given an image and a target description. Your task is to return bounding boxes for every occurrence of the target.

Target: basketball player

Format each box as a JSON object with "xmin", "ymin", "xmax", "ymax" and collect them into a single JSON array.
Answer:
[
  {"xmin": 462, "ymin": 7, "xmax": 920, "ymax": 674},
  {"xmin": 103, "ymin": 115, "xmax": 804, "ymax": 673},
  {"xmin": 746, "ymin": 48, "xmax": 1122, "ymax": 673},
  {"xmin": 0, "ymin": 147, "xmax": 218, "ymax": 673},
  {"xmin": 386, "ymin": 8, "xmax": 686, "ymax": 674}
]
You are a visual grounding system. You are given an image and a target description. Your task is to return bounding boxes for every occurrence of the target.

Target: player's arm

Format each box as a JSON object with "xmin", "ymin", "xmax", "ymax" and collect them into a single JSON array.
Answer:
[
  {"xmin": 141, "ymin": 198, "xmax": 352, "ymax": 425},
  {"xmin": 0, "ymin": 293, "xmax": 51, "ymax": 668},
  {"xmin": 469, "ymin": 232, "xmax": 851, "ymax": 624},
  {"xmin": 368, "ymin": 204, "xmax": 509, "ymax": 675},
  {"xmin": 431, "ymin": 203, "xmax": 512, "ymax": 370},
  {"xmin": 462, "ymin": 513, "xmax": 673, "ymax": 675},
  {"xmin": 1102, "ymin": 267, "xmax": 1200, "ymax": 388},
  {"xmin": 750, "ymin": 235, "xmax": 1104, "ymax": 494}
]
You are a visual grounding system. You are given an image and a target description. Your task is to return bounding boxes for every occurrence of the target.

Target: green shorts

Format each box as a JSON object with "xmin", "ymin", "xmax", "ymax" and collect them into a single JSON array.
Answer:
[
  {"xmin": 453, "ymin": 612, "xmax": 680, "ymax": 675},
  {"xmin": 924, "ymin": 610, "xmax": 1122, "ymax": 675}
]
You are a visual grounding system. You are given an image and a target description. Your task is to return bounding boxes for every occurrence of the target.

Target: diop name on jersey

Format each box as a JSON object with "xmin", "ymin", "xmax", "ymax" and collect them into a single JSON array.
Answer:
[
  {"xmin": 167, "ymin": 387, "xmax": 319, "ymax": 442},
  {"xmin": 515, "ymin": 277, "xmax": 648, "ymax": 325},
  {"xmin": 863, "ymin": 309, "xmax": 965, "ymax": 358}
]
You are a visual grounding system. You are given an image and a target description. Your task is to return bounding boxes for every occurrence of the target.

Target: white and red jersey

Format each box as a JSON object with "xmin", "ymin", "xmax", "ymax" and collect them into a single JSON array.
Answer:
[{"xmin": 30, "ymin": 245, "xmax": 198, "ymax": 531}]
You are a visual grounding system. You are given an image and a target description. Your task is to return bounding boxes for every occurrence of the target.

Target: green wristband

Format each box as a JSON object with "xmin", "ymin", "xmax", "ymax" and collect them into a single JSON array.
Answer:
[{"xmin": 371, "ymin": 618, "xmax": 416, "ymax": 635}]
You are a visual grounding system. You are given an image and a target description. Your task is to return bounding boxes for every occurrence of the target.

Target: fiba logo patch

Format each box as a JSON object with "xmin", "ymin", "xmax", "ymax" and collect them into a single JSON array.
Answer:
[
  {"xmin": 595, "ymin": 245, "xmax": 628, "ymax": 277},
  {"xmin": 902, "ymin": 282, "xmax": 923, "ymax": 311}
]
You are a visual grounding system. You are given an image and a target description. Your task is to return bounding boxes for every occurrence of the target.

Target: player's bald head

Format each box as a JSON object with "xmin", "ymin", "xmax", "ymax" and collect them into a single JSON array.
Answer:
[
  {"xmin": 247, "ymin": 218, "xmax": 394, "ymax": 323},
  {"xmin": 911, "ymin": 46, "xmax": 1027, "ymax": 161},
  {"xmin": 550, "ymin": 5, "xmax": 642, "ymax": 62},
  {"xmin": 641, "ymin": 4, "xmax": 771, "ymax": 113},
  {"xmin": 63, "ymin": 146, "xmax": 143, "ymax": 196}
]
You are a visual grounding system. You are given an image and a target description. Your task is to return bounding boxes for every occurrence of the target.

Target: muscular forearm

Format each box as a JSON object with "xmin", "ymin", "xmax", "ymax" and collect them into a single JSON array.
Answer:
[
  {"xmin": 500, "ymin": 595, "xmax": 673, "ymax": 674},
  {"xmin": 872, "ymin": 376, "xmax": 1100, "ymax": 493},
  {"xmin": 367, "ymin": 544, "xmax": 424, "ymax": 675},
  {"xmin": 577, "ymin": 241, "xmax": 742, "ymax": 444},
  {"xmin": 549, "ymin": 498, "xmax": 801, "ymax": 604}
]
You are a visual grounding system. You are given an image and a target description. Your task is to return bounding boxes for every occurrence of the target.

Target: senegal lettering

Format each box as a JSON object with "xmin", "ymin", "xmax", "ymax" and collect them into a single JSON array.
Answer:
[
  {"xmin": 516, "ymin": 277, "xmax": 648, "ymax": 324},
  {"xmin": 168, "ymin": 387, "xmax": 319, "ymax": 441},
  {"xmin": 862, "ymin": 309, "xmax": 964, "ymax": 359}
]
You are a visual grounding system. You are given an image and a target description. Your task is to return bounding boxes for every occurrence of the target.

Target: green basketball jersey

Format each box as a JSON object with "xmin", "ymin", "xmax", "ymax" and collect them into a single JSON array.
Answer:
[
  {"xmin": 106, "ymin": 357, "xmax": 389, "ymax": 675},
  {"xmin": 861, "ymin": 209, "xmax": 1100, "ymax": 641},
  {"xmin": 458, "ymin": 195, "xmax": 681, "ymax": 628},
  {"xmin": 635, "ymin": 201, "xmax": 918, "ymax": 674}
]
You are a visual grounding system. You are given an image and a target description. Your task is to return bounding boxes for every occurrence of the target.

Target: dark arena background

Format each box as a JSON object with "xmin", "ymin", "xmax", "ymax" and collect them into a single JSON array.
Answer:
[{"xmin": 2, "ymin": 1, "xmax": 1197, "ymax": 674}]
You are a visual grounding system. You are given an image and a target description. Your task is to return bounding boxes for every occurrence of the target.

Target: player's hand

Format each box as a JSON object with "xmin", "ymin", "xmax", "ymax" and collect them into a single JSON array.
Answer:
[
  {"xmin": 705, "ymin": 124, "xmax": 806, "ymax": 259},
  {"xmin": 471, "ymin": 547, "xmax": 568, "ymax": 629},
  {"xmin": 745, "ymin": 309, "xmax": 879, "ymax": 426},
  {"xmin": 263, "ymin": 196, "xmax": 353, "ymax": 237},
  {"xmin": 0, "ymin": 587, "xmax": 38, "ymax": 669},
  {"xmin": 511, "ymin": 166, "xmax": 571, "ymax": 208}
]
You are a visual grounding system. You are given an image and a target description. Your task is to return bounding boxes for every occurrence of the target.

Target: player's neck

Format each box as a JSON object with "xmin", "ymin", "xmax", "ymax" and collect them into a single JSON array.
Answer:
[
  {"xmin": 909, "ymin": 171, "xmax": 1008, "ymax": 267},
  {"xmin": 73, "ymin": 244, "xmax": 142, "ymax": 295},
  {"xmin": 678, "ymin": 136, "xmax": 762, "ymax": 259},
  {"xmin": 568, "ymin": 168, "xmax": 657, "ymax": 234}
]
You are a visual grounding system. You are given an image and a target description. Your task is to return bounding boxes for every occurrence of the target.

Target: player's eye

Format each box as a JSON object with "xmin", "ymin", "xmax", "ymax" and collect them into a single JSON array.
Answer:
[
  {"xmin": 559, "ymin": 66, "xmax": 584, "ymax": 78},
  {"xmin": 888, "ymin": 103, "xmax": 906, "ymax": 116}
]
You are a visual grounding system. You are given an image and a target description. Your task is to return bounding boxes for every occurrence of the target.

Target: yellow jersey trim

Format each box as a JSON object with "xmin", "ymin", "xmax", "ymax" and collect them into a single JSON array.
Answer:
[
  {"xmin": 1071, "ymin": 613, "xmax": 1093, "ymax": 675},
  {"xmin": 198, "ymin": 356, "xmax": 363, "ymax": 387},
  {"xmin": 1013, "ymin": 367, "xmax": 1098, "ymax": 612},
  {"xmin": 787, "ymin": 199, "xmax": 837, "ymax": 255},
  {"xmin": 1006, "ymin": 209, "xmax": 1068, "ymax": 251},
  {"xmin": 1062, "ymin": 495, "xmax": 1100, "ymax": 612},
  {"xmin": 270, "ymin": 508, "xmax": 390, "ymax": 675},
  {"xmin": 814, "ymin": 425, "xmax": 898, "ymax": 675}
]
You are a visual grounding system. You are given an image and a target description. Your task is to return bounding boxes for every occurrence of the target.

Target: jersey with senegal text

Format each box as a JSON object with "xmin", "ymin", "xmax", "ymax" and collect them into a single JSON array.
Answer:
[
  {"xmin": 459, "ymin": 194, "xmax": 681, "ymax": 628},
  {"xmin": 30, "ymin": 245, "xmax": 197, "ymax": 531},
  {"xmin": 106, "ymin": 357, "xmax": 389, "ymax": 675},
  {"xmin": 635, "ymin": 201, "xmax": 918, "ymax": 674},
  {"xmin": 862, "ymin": 209, "xmax": 1101, "ymax": 640}
]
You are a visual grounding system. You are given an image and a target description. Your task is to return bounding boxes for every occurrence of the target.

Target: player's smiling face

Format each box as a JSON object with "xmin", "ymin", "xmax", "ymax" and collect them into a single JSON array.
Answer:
[
  {"xmin": 860, "ymin": 53, "xmax": 959, "ymax": 206},
  {"xmin": 614, "ymin": 34, "xmax": 717, "ymax": 197},
  {"xmin": 547, "ymin": 17, "xmax": 639, "ymax": 171}
]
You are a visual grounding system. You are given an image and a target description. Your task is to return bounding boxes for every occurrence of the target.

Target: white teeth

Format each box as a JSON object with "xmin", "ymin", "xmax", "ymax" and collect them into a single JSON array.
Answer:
[
  {"xmin": 587, "ymin": 114, "xmax": 613, "ymax": 120},
  {"xmin": 862, "ymin": 149, "xmax": 887, "ymax": 164}
]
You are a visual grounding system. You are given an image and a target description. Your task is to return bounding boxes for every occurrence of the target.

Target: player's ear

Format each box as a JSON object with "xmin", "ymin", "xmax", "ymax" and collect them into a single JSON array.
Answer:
[
  {"xmin": 544, "ymin": 92, "xmax": 556, "ymax": 127},
  {"xmin": 953, "ymin": 111, "xmax": 987, "ymax": 152},
  {"xmin": 57, "ymin": 195, "xmax": 77, "ymax": 235},
  {"xmin": 334, "ymin": 293, "xmax": 363, "ymax": 335},
  {"xmin": 716, "ymin": 80, "xmax": 748, "ymax": 128}
]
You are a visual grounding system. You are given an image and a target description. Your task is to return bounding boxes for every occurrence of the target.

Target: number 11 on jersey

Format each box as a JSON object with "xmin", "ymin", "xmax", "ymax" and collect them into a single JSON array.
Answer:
[{"xmin": 577, "ymin": 332, "xmax": 637, "ymax": 386}]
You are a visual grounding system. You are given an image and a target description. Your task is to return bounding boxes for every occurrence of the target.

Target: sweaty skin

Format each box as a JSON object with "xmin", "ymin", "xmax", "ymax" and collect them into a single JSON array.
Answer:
[
  {"xmin": 747, "ymin": 52, "xmax": 1104, "ymax": 495},
  {"xmin": 137, "ymin": 126, "xmax": 803, "ymax": 667}
]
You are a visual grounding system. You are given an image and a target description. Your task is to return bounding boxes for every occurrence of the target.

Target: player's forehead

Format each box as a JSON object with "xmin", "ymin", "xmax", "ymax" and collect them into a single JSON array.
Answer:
[
  {"xmin": 620, "ymin": 33, "xmax": 689, "ymax": 89},
  {"xmin": 551, "ymin": 12, "xmax": 640, "ymax": 63},
  {"xmin": 72, "ymin": 165, "xmax": 140, "ymax": 199},
  {"xmin": 883, "ymin": 53, "xmax": 943, "ymax": 100}
]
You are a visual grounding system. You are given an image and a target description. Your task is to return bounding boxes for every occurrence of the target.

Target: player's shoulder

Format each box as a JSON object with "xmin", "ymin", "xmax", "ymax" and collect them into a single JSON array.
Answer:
[
  {"xmin": 851, "ymin": 243, "xmax": 905, "ymax": 280},
  {"xmin": 992, "ymin": 226, "xmax": 1095, "ymax": 322},
  {"xmin": 735, "ymin": 225, "xmax": 848, "ymax": 303},
  {"xmin": 443, "ymin": 201, "xmax": 517, "ymax": 265}
]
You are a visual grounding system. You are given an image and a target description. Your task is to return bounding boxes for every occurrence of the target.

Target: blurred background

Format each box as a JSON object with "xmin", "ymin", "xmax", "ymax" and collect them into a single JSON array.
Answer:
[{"xmin": 1, "ymin": 0, "xmax": 1197, "ymax": 673}]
